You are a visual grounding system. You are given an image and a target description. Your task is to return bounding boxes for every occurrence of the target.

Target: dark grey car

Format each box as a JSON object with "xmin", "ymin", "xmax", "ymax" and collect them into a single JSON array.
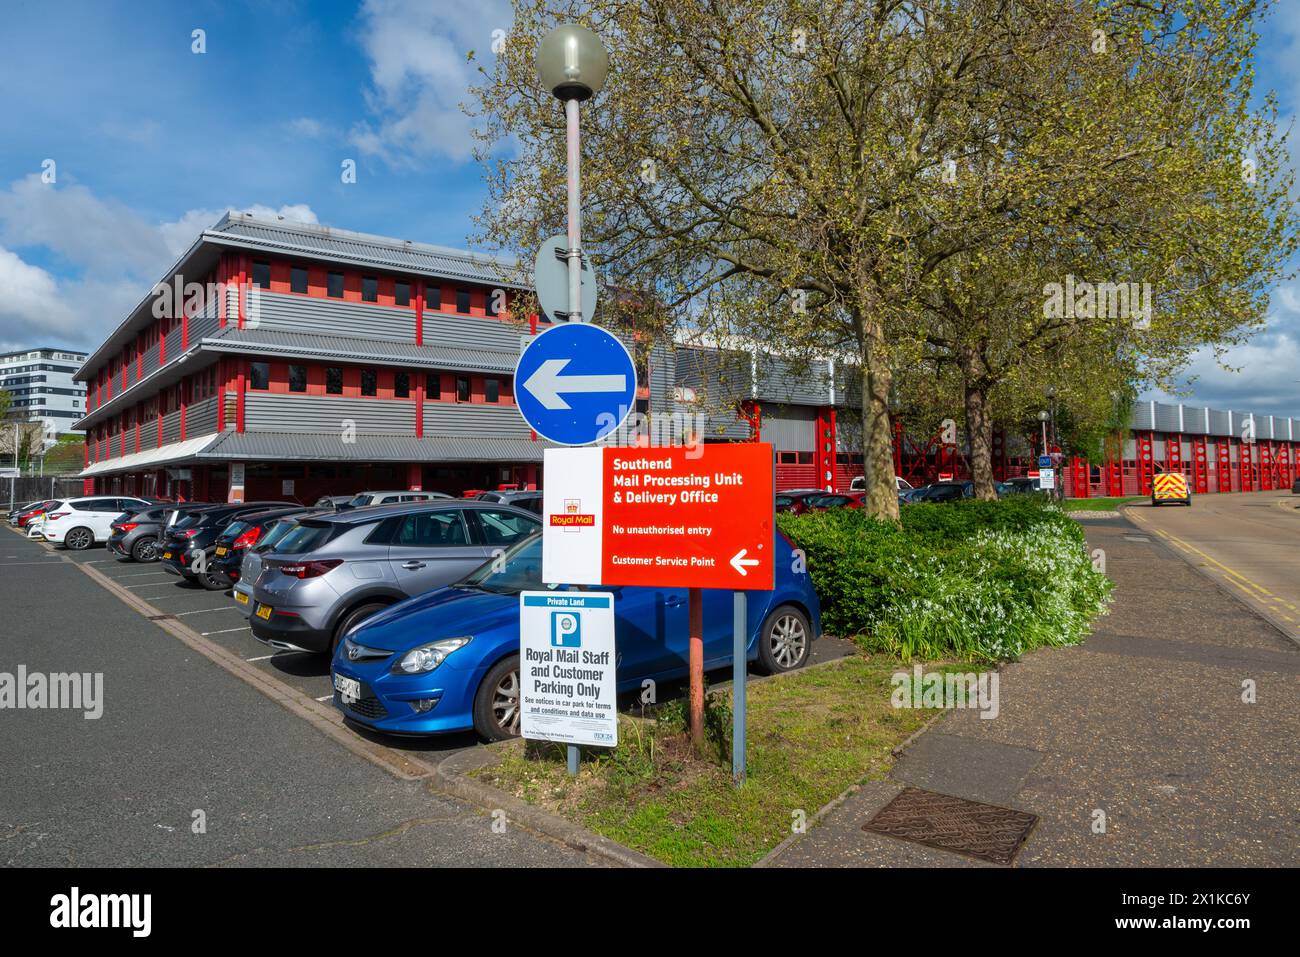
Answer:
[{"xmin": 247, "ymin": 500, "xmax": 542, "ymax": 655}]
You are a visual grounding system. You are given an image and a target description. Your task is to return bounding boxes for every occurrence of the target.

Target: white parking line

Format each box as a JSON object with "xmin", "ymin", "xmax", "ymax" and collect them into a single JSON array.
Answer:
[
  {"xmin": 245, "ymin": 652, "xmax": 306, "ymax": 662},
  {"xmin": 0, "ymin": 561, "xmax": 77, "ymax": 566},
  {"xmin": 124, "ymin": 581, "xmax": 181, "ymax": 589},
  {"xmin": 108, "ymin": 570, "xmax": 177, "ymax": 579},
  {"xmin": 314, "ymin": 695, "xmax": 332, "ymax": 702},
  {"xmin": 172, "ymin": 607, "xmax": 237, "ymax": 617},
  {"xmin": 201, "ymin": 626, "xmax": 251, "ymax": 636}
]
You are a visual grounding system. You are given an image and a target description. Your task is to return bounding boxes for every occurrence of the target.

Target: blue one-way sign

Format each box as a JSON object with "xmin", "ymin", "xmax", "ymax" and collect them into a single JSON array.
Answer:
[{"xmin": 515, "ymin": 323, "xmax": 637, "ymax": 446}]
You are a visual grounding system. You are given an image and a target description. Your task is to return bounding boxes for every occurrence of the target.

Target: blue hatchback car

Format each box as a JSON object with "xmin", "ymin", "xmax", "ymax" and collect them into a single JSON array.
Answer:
[{"xmin": 331, "ymin": 531, "xmax": 821, "ymax": 740}]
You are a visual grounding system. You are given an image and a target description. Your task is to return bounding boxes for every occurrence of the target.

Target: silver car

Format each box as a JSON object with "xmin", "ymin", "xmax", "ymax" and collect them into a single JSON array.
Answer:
[
  {"xmin": 247, "ymin": 501, "xmax": 540, "ymax": 654},
  {"xmin": 232, "ymin": 513, "xmax": 324, "ymax": 618}
]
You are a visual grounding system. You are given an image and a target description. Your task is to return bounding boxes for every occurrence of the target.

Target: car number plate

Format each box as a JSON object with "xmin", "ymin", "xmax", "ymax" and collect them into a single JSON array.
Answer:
[
  {"xmin": 255, "ymin": 604, "xmax": 273, "ymax": 620},
  {"xmin": 234, "ymin": 591, "xmax": 249, "ymax": 605},
  {"xmin": 215, "ymin": 546, "xmax": 228, "ymax": 556},
  {"xmin": 162, "ymin": 551, "xmax": 172, "ymax": 560},
  {"xmin": 334, "ymin": 674, "xmax": 361, "ymax": 704}
]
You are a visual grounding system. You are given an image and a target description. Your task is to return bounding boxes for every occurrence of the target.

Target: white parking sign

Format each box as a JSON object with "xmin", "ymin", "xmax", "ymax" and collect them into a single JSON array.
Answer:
[{"xmin": 519, "ymin": 591, "xmax": 618, "ymax": 747}]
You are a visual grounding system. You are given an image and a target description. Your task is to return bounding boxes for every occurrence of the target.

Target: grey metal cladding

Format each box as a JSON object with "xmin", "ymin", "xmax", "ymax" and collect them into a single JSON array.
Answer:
[
  {"xmin": 1181, "ymin": 406, "xmax": 1208, "ymax": 435},
  {"xmin": 754, "ymin": 354, "xmax": 830, "ymax": 405},
  {"xmin": 836, "ymin": 364, "xmax": 864, "ymax": 408},
  {"xmin": 187, "ymin": 395, "xmax": 220, "ymax": 437},
  {"xmin": 161, "ymin": 408, "xmax": 182, "ymax": 445},
  {"xmin": 1208, "ymin": 408, "xmax": 1232, "ymax": 436},
  {"xmin": 202, "ymin": 326, "xmax": 519, "ymax": 373},
  {"xmin": 647, "ymin": 342, "xmax": 676, "ymax": 413},
  {"xmin": 1131, "ymin": 402, "xmax": 1156, "ymax": 430},
  {"xmin": 200, "ymin": 431, "xmax": 547, "ymax": 463},
  {"xmin": 211, "ymin": 215, "xmax": 527, "ymax": 288},
  {"xmin": 423, "ymin": 312, "xmax": 526, "ymax": 354},
  {"xmin": 760, "ymin": 405, "xmax": 816, "ymax": 451},
  {"xmin": 243, "ymin": 393, "xmax": 416, "ymax": 435},
  {"xmin": 253, "ymin": 290, "xmax": 415, "ymax": 342},
  {"xmin": 422, "ymin": 402, "xmax": 533, "ymax": 439},
  {"xmin": 1153, "ymin": 403, "xmax": 1181, "ymax": 433}
]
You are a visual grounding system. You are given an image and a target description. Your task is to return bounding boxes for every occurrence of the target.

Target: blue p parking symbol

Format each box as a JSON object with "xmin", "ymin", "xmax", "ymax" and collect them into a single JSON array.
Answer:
[{"xmin": 551, "ymin": 611, "xmax": 581, "ymax": 648}]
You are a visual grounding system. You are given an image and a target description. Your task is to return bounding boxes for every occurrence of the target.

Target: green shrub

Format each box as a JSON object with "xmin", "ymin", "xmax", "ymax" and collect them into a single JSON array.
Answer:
[{"xmin": 777, "ymin": 499, "xmax": 1111, "ymax": 662}]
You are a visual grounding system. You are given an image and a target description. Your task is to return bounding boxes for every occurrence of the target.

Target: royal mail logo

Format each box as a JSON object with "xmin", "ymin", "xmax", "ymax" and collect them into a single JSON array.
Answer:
[{"xmin": 550, "ymin": 513, "xmax": 595, "ymax": 527}]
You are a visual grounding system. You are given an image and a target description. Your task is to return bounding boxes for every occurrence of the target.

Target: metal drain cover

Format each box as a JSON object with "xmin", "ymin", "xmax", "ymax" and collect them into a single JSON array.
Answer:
[{"xmin": 863, "ymin": 787, "xmax": 1037, "ymax": 865}]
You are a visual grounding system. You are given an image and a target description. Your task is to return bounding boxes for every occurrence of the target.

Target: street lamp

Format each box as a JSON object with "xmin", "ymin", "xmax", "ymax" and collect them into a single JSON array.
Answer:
[
  {"xmin": 537, "ymin": 24, "xmax": 608, "ymax": 325},
  {"xmin": 1038, "ymin": 410, "xmax": 1050, "ymax": 456}
]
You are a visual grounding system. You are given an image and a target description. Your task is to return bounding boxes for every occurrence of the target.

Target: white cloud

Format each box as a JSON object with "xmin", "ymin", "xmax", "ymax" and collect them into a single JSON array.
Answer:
[
  {"xmin": 0, "ymin": 177, "xmax": 318, "ymax": 352},
  {"xmin": 287, "ymin": 117, "xmax": 327, "ymax": 139},
  {"xmin": 351, "ymin": 0, "xmax": 512, "ymax": 164}
]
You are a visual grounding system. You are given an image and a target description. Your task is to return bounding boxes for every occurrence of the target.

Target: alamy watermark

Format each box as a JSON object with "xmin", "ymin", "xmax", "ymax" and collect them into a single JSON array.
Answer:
[
  {"xmin": 1043, "ymin": 274, "xmax": 1153, "ymax": 330},
  {"xmin": 1, "ymin": 666, "xmax": 103, "ymax": 719},
  {"xmin": 891, "ymin": 664, "xmax": 999, "ymax": 719}
]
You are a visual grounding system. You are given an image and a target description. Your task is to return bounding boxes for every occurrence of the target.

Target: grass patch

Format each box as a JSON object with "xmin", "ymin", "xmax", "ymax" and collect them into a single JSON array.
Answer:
[
  {"xmin": 1062, "ymin": 496, "xmax": 1142, "ymax": 511},
  {"xmin": 471, "ymin": 655, "xmax": 949, "ymax": 868}
]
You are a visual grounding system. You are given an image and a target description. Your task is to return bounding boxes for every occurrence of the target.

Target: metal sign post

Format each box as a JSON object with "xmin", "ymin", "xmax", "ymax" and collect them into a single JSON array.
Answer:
[{"xmin": 732, "ymin": 590, "xmax": 747, "ymax": 783}]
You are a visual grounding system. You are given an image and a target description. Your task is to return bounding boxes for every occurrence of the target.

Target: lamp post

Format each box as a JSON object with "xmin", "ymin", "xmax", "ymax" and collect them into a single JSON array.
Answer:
[
  {"xmin": 537, "ymin": 24, "xmax": 609, "ymax": 778},
  {"xmin": 536, "ymin": 24, "xmax": 608, "ymax": 326},
  {"xmin": 1038, "ymin": 410, "xmax": 1050, "ymax": 457},
  {"xmin": 1045, "ymin": 385, "xmax": 1058, "ymax": 451}
]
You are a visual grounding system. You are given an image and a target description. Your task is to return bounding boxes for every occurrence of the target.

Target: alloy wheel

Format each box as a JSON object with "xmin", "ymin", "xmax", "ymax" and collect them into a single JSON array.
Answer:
[
  {"xmin": 492, "ymin": 669, "xmax": 521, "ymax": 735},
  {"xmin": 769, "ymin": 613, "xmax": 808, "ymax": 669},
  {"xmin": 66, "ymin": 528, "xmax": 93, "ymax": 550}
]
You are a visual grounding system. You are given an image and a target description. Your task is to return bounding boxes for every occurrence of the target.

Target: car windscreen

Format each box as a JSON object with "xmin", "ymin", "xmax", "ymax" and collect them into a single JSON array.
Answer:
[
  {"xmin": 219, "ymin": 521, "xmax": 250, "ymax": 542},
  {"xmin": 274, "ymin": 521, "xmax": 341, "ymax": 555},
  {"xmin": 346, "ymin": 494, "xmax": 374, "ymax": 508},
  {"xmin": 171, "ymin": 511, "xmax": 207, "ymax": 530},
  {"xmin": 254, "ymin": 519, "xmax": 296, "ymax": 552},
  {"xmin": 460, "ymin": 533, "xmax": 545, "ymax": 595}
]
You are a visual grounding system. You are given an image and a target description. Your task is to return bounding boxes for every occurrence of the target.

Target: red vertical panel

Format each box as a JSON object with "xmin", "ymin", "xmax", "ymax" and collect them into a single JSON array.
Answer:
[
  {"xmin": 406, "ymin": 463, "xmax": 422, "ymax": 491},
  {"xmin": 236, "ymin": 366, "xmax": 245, "ymax": 433},
  {"xmin": 415, "ymin": 374, "xmax": 424, "ymax": 438},
  {"xmin": 415, "ymin": 279, "xmax": 424, "ymax": 345},
  {"xmin": 1239, "ymin": 440, "xmax": 1254, "ymax": 491},
  {"xmin": 237, "ymin": 256, "xmax": 247, "ymax": 330},
  {"xmin": 1192, "ymin": 436, "xmax": 1208, "ymax": 494},
  {"xmin": 218, "ymin": 257, "xmax": 228, "ymax": 328},
  {"xmin": 1137, "ymin": 432, "xmax": 1155, "ymax": 495},
  {"xmin": 1216, "ymin": 439, "xmax": 1232, "ymax": 492},
  {"xmin": 813, "ymin": 407, "xmax": 836, "ymax": 491},
  {"xmin": 1070, "ymin": 457, "xmax": 1089, "ymax": 498}
]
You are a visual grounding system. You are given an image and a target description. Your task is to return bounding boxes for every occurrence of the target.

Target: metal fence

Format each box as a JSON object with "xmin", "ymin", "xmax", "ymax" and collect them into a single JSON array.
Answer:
[{"xmin": 5, "ymin": 475, "xmax": 86, "ymax": 511}]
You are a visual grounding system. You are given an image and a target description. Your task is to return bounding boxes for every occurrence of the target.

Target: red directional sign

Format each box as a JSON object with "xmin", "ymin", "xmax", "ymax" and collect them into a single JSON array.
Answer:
[{"xmin": 542, "ymin": 443, "xmax": 775, "ymax": 590}]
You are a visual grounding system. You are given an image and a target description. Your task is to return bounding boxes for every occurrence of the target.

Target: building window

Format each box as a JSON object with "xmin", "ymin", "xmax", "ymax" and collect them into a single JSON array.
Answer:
[
  {"xmin": 291, "ymin": 266, "xmax": 308, "ymax": 294},
  {"xmin": 427, "ymin": 284, "xmax": 440, "ymax": 310},
  {"xmin": 361, "ymin": 369, "xmax": 377, "ymax": 396},
  {"xmin": 252, "ymin": 262, "xmax": 271, "ymax": 289},
  {"xmin": 485, "ymin": 378, "xmax": 500, "ymax": 403},
  {"xmin": 456, "ymin": 289, "xmax": 471, "ymax": 314},
  {"xmin": 288, "ymin": 364, "xmax": 307, "ymax": 393},
  {"xmin": 327, "ymin": 271, "xmax": 344, "ymax": 298},
  {"xmin": 456, "ymin": 376, "xmax": 470, "ymax": 402},
  {"xmin": 326, "ymin": 367, "xmax": 343, "ymax": 394},
  {"xmin": 395, "ymin": 281, "xmax": 410, "ymax": 306},
  {"xmin": 249, "ymin": 362, "xmax": 270, "ymax": 390},
  {"xmin": 425, "ymin": 372, "xmax": 440, "ymax": 398},
  {"xmin": 394, "ymin": 372, "xmax": 410, "ymax": 398},
  {"xmin": 362, "ymin": 276, "xmax": 378, "ymax": 302}
]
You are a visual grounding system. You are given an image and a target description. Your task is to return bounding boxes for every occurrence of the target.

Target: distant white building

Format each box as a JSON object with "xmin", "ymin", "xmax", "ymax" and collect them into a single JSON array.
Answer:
[{"xmin": 0, "ymin": 347, "xmax": 89, "ymax": 435}]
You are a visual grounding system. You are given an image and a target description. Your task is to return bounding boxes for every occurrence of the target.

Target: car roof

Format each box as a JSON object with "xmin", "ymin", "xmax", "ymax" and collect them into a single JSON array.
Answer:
[
  {"xmin": 304, "ymin": 499, "xmax": 538, "ymax": 526},
  {"xmin": 223, "ymin": 505, "xmax": 313, "ymax": 524},
  {"xmin": 351, "ymin": 490, "xmax": 448, "ymax": 497}
]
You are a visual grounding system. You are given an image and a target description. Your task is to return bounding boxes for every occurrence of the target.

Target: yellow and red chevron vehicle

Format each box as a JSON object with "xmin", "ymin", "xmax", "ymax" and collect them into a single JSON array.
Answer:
[{"xmin": 1152, "ymin": 470, "xmax": 1192, "ymax": 506}]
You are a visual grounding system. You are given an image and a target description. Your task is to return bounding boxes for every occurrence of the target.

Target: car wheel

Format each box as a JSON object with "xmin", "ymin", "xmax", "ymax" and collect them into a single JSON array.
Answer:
[
  {"xmin": 198, "ymin": 564, "xmax": 228, "ymax": 591},
  {"xmin": 64, "ymin": 527, "xmax": 94, "ymax": 551},
  {"xmin": 330, "ymin": 602, "xmax": 388, "ymax": 657},
  {"xmin": 756, "ymin": 605, "xmax": 811, "ymax": 675},
  {"xmin": 473, "ymin": 655, "xmax": 521, "ymax": 742},
  {"xmin": 131, "ymin": 537, "xmax": 158, "ymax": 562}
]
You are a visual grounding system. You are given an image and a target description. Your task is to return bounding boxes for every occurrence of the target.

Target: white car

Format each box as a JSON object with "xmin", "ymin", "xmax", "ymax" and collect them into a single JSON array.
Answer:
[
  {"xmin": 41, "ymin": 496, "xmax": 153, "ymax": 550},
  {"xmin": 849, "ymin": 475, "xmax": 914, "ymax": 493}
]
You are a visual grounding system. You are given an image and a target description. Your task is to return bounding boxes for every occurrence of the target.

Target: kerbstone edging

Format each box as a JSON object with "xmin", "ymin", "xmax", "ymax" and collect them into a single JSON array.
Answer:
[{"xmin": 432, "ymin": 747, "xmax": 666, "ymax": 869}]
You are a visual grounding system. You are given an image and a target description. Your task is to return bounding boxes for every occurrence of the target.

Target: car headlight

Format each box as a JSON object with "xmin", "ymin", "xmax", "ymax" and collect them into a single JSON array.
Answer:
[{"xmin": 392, "ymin": 637, "xmax": 471, "ymax": 674}]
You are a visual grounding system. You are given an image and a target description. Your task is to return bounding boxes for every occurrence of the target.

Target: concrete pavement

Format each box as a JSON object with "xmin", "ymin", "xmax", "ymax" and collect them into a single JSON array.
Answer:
[
  {"xmin": 767, "ymin": 510, "xmax": 1299, "ymax": 867},
  {"xmin": 0, "ymin": 528, "xmax": 595, "ymax": 867}
]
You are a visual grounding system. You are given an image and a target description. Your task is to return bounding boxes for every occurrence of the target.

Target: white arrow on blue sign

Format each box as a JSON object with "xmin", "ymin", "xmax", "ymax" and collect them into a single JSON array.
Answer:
[{"xmin": 515, "ymin": 323, "xmax": 637, "ymax": 446}]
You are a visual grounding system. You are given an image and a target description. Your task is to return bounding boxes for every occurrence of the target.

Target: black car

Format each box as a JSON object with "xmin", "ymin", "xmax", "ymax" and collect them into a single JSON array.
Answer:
[
  {"xmin": 912, "ymin": 480, "xmax": 975, "ymax": 503},
  {"xmin": 207, "ymin": 505, "xmax": 316, "ymax": 589},
  {"xmin": 107, "ymin": 502, "xmax": 204, "ymax": 562},
  {"xmin": 159, "ymin": 502, "xmax": 294, "ymax": 589},
  {"xmin": 472, "ymin": 489, "xmax": 543, "ymax": 515}
]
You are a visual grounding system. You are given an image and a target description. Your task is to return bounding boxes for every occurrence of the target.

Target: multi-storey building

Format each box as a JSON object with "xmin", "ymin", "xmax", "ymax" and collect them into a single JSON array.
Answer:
[{"xmin": 0, "ymin": 347, "xmax": 89, "ymax": 435}]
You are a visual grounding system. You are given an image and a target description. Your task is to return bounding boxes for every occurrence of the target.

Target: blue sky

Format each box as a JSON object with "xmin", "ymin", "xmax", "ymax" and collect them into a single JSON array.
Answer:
[{"xmin": 0, "ymin": 0, "xmax": 1298, "ymax": 416}]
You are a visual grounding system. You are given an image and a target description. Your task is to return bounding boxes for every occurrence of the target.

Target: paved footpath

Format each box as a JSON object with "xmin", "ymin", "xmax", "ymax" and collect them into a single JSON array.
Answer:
[
  {"xmin": 0, "ymin": 529, "xmax": 594, "ymax": 867},
  {"xmin": 768, "ymin": 508, "xmax": 1299, "ymax": 867}
]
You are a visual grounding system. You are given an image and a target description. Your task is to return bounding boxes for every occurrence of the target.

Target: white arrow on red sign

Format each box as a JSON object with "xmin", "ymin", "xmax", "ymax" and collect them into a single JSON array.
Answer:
[{"xmin": 729, "ymin": 548, "xmax": 761, "ymax": 576}]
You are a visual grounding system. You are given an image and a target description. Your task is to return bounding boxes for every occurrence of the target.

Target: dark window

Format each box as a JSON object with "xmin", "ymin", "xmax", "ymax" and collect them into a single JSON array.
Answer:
[
  {"xmin": 455, "ymin": 289, "xmax": 471, "ymax": 313},
  {"xmin": 427, "ymin": 284, "xmax": 440, "ymax": 309},
  {"xmin": 394, "ymin": 372, "xmax": 410, "ymax": 398},
  {"xmin": 394, "ymin": 281, "xmax": 410, "ymax": 306},
  {"xmin": 360, "ymin": 369, "xmax": 377, "ymax": 396},
  {"xmin": 327, "ymin": 271, "xmax": 344, "ymax": 298},
  {"xmin": 473, "ymin": 509, "xmax": 539, "ymax": 548},
  {"xmin": 249, "ymin": 362, "xmax": 270, "ymax": 390},
  {"xmin": 288, "ymin": 365, "xmax": 307, "ymax": 393},
  {"xmin": 394, "ymin": 510, "xmax": 469, "ymax": 547},
  {"xmin": 425, "ymin": 373, "xmax": 440, "ymax": 397},
  {"xmin": 485, "ymin": 378, "xmax": 500, "ymax": 403},
  {"xmin": 290, "ymin": 266, "xmax": 308, "ymax": 293},
  {"xmin": 252, "ymin": 262, "xmax": 271, "ymax": 289},
  {"xmin": 326, "ymin": 367, "xmax": 343, "ymax": 395},
  {"xmin": 797, "ymin": 451, "xmax": 814, "ymax": 464},
  {"xmin": 362, "ymin": 276, "xmax": 378, "ymax": 302},
  {"xmin": 456, "ymin": 376, "xmax": 470, "ymax": 402}
]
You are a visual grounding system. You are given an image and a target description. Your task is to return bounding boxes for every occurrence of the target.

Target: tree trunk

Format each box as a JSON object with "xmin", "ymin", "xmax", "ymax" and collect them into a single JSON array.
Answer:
[
  {"xmin": 958, "ymin": 343, "xmax": 997, "ymax": 500},
  {"xmin": 859, "ymin": 317, "xmax": 900, "ymax": 521}
]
